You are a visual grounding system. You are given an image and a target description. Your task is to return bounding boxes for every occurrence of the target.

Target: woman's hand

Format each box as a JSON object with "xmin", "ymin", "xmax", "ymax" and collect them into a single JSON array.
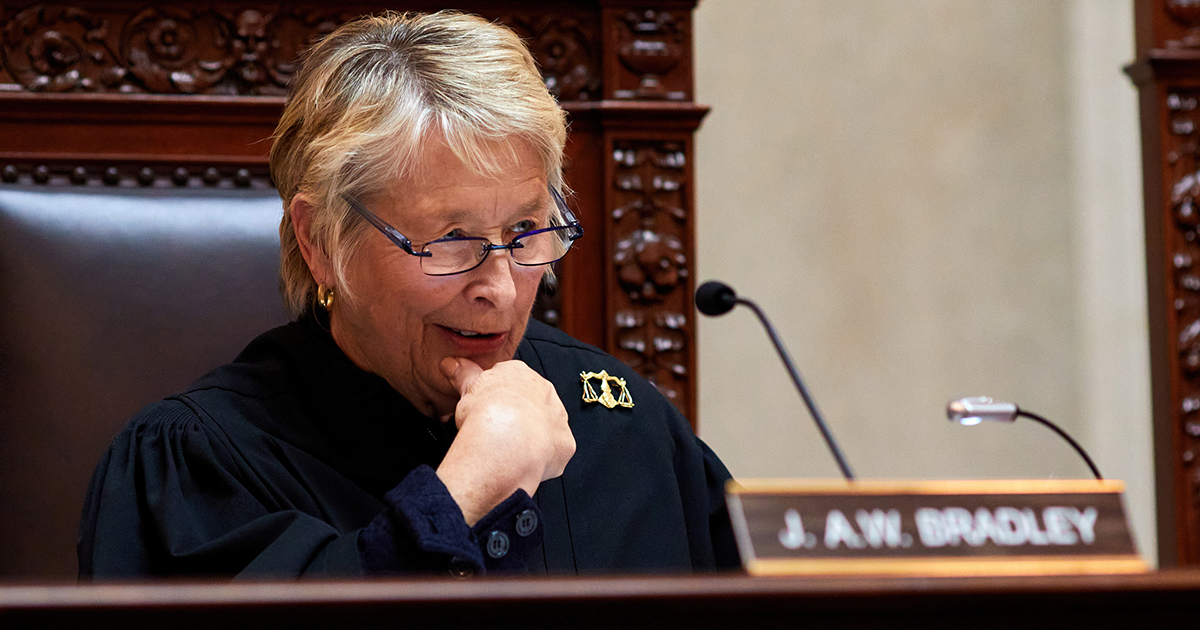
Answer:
[{"xmin": 434, "ymin": 357, "xmax": 575, "ymax": 526}]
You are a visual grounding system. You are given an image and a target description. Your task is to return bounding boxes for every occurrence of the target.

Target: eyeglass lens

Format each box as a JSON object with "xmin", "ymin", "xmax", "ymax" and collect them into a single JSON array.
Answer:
[{"xmin": 420, "ymin": 227, "xmax": 575, "ymax": 275}]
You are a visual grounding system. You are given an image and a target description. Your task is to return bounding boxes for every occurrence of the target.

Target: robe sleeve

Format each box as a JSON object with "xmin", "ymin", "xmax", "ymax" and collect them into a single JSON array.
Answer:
[
  {"xmin": 78, "ymin": 400, "xmax": 541, "ymax": 579},
  {"xmin": 662, "ymin": 399, "xmax": 741, "ymax": 572},
  {"xmin": 697, "ymin": 437, "xmax": 741, "ymax": 570}
]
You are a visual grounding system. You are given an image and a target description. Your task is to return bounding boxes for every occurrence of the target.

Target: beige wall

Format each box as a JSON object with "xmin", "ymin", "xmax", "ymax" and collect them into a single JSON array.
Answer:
[{"xmin": 692, "ymin": 0, "xmax": 1154, "ymax": 561}]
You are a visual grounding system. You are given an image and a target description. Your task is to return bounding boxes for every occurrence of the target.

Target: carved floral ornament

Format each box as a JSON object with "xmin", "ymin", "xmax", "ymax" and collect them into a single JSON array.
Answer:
[
  {"xmin": 501, "ymin": 13, "xmax": 599, "ymax": 102},
  {"xmin": 615, "ymin": 308, "xmax": 686, "ymax": 402},
  {"xmin": 614, "ymin": 9, "xmax": 685, "ymax": 100},
  {"xmin": 1, "ymin": 4, "xmax": 337, "ymax": 93},
  {"xmin": 2, "ymin": 5, "xmax": 122, "ymax": 91},
  {"xmin": 615, "ymin": 229, "xmax": 687, "ymax": 302},
  {"xmin": 611, "ymin": 143, "xmax": 689, "ymax": 302},
  {"xmin": 612, "ymin": 145, "xmax": 687, "ymax": 226},
  {"xmin": 1, "ymin": 4, "xmax": 600, "ymax": 98},
  {"xmin": 120, "ymin": 6, "xmax": 311, "ymax": 94}
]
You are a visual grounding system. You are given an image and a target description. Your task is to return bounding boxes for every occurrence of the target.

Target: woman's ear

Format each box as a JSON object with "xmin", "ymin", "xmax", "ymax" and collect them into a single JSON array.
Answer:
[{"xmin": 290, "ymin": 194, "xmax": 335, "ymax": 287}]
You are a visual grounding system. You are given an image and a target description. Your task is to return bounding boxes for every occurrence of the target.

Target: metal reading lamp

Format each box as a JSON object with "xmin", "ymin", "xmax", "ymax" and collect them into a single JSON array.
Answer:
[{"xmin": 947, "ymin": 396, "xmax": 1104, "ymax": 480}]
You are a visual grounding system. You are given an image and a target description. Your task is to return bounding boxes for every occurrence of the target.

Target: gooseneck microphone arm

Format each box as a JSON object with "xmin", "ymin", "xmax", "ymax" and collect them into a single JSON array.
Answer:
[
  {"xmin": 696, "ymin": 281, "xmax": 856, "ymax": 481},
  {"xmin": 1016, "ymin": 409, "xmax": 1103, "ymax": 481},
  {"xmin": 736, "ymin": 298, "xmax": 857, "ymax": 481}
]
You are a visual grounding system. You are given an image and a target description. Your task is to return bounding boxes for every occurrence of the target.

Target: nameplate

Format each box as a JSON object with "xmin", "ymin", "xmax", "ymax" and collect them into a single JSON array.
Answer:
[{"xmin": 726, "ymin": 479, "xmax": 1146, "ymax": 577}]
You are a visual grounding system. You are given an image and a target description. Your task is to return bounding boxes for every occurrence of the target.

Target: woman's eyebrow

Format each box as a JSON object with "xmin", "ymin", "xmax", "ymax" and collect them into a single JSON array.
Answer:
[
  {"xmin": 513, "ymin": 196, "xmax": 548, "ymax": 217},
  {"xmin": 423, "ymin": 193, "xmax": 548, "ymax": 227},
  {"xmin": 479, "ymin": 196, "xmax": 550, "ymax": 222}
]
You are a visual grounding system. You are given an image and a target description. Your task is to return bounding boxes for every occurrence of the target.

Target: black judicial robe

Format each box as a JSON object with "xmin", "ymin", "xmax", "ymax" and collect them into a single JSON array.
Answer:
[{"xmin": 78, "ymin": 317, "xmax": 739, "ymax": 578}]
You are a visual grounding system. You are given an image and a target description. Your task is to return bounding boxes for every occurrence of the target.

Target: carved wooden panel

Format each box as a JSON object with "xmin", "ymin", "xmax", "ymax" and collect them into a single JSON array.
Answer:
[
  {"xmin": 609, "ymin": 140, "xmax": 693, "ymax": 416},
  {"xmin": 1157, "ymin": 85, "xmax": 1200, "ymax": 566},
  {"xmin": 1129, "ymin": 0, "xmax": 1200, "ymax": 568},
  {"xmin": 1, "ymin": 4, "xmax": 330, "ymax": 94},
  {"xmin": 601, "ymin": 1, "xmax": 693, "ymax": 101},
  {"xmin": 502, "ymin": 11, "xmax": 601, "ymax": 102},
  {"xmin": 0, "ymin": 3, "xmax": 602, "ymax": 100}
]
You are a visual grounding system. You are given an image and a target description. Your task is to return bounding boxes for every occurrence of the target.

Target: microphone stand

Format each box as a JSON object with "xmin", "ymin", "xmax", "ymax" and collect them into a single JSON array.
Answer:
[{"xmin": 735, "ymin": 297, "xmax": 857, "ymax": 481}]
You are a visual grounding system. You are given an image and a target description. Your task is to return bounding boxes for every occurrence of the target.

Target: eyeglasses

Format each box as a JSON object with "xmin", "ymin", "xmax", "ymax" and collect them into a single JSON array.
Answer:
[{"xmin": 341, "ymin": 187, "xmax": 584, "ymax": 276}]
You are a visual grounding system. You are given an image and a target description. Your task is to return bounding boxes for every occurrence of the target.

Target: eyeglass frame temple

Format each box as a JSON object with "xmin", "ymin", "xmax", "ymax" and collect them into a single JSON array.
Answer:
[
  {"xmin": 340, "ymin": 194, "xmax": 431, "ymax": 258},
  {"xmin": 548, "ymin": 187, "xmax": 584, "ymax": 240}
]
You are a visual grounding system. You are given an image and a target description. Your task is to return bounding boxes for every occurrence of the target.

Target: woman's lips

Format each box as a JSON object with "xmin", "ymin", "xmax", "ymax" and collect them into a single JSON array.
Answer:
[{"xmin": 435, "ymin": 324, "xmax": 509, "ymax": 355}]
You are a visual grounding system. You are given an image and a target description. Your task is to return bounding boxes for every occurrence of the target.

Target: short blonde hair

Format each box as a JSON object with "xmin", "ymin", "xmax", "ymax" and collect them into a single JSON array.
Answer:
[{"xmin": 271, "ymin": 10, "xmax": 568, "ymax": 317}]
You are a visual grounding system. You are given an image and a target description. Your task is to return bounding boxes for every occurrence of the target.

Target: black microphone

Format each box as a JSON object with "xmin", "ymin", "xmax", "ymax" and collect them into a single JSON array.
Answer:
[
  {"xmin": 947, "ymin": 396, "xmax": 1103, "ymax": 480},
  {"xmin": 696, "ymin": 280, "xmax": 856, "ymax": 481},
  {"xmin": 695, "ymin": 281, "xmax": 738, "ymax": 316}
]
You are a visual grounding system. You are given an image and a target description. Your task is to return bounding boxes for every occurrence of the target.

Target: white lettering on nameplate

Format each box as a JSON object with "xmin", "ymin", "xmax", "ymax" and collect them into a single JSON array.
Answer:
[
  {"xmin": 914, "ymin": 506, "xmax": 1098, "ymax": 548},
  {"xmin": 822, "ymin": 509, "xmax": 913, "ymax": 550},
  {"xmin": 778, "ymin": 508, "xmax": 818, "ymax": 549}
]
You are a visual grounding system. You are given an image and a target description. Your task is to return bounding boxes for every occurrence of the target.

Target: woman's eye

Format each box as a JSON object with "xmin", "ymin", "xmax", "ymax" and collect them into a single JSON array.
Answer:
[
  {"xmin": 441, "ymin": 228, "xmax": 467, "ymax": 239},
  {"xmin": 512, "ymin": 219, "xmax": 537, "ymax": 234}
]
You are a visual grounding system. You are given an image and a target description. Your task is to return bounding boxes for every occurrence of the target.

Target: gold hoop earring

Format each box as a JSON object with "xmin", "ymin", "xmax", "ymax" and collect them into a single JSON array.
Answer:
[{"xmin": 316, "ymin": 284, "xmax": 335, "ymax": 311}]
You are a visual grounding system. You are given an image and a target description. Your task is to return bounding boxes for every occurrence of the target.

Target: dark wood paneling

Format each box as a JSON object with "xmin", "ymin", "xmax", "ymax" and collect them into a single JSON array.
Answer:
[{"xmin": 1129, "ymin": 0, "xmax": 1200, "ymax": 568}]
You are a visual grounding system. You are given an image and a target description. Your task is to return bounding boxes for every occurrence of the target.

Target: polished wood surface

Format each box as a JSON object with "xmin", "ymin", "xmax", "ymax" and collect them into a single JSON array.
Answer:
[{"xmin": 3, "ymin": 571, "xmax": 1200, "ymax": 629}]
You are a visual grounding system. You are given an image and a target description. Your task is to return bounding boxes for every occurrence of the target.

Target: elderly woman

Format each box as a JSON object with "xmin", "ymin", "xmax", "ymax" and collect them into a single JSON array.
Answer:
[{"xmin": 78, "ymin": 11, "xmax": 736, "ymax": 578}]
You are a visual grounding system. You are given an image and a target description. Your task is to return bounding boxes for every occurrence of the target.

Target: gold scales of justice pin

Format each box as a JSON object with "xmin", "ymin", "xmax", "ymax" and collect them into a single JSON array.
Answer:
[{"xmin": 580, "ymin": 370, "xmax": 634, "ymax": 409}]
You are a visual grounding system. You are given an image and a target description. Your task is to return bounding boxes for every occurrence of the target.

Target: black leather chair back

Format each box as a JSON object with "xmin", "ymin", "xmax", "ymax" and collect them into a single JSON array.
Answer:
[{"xmin": 0, "ymin": 186, "xmax": 290, "ymax": 580}]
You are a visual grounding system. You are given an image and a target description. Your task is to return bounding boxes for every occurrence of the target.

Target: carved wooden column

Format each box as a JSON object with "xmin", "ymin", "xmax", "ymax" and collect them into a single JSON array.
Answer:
[
  {"xmin": 1128, "ymin": 0, "xmax": 1200, "ymax": 567},
  {"xmin": 515, "ymin": 1, "xmax": 708, "ymax": 426},
  {"xmin": 600, "ymin": 1, "xmax": 705, "ymax": 425}
]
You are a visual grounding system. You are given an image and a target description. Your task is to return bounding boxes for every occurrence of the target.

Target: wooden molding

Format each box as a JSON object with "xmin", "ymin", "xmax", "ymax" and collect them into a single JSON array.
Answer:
[{"xmin": 0, "ymin": 3, "xmax": 604, "ymax": 100}]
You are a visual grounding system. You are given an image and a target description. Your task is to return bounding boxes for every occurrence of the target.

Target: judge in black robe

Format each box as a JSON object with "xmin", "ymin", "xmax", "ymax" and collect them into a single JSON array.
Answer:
[
  {"xmin": 77, "ymin": 10, "xmax": 738, "ymax": 579},
  {"xmin": 79, "ymin": 316, "xmax": 737, "ymax": 578}
]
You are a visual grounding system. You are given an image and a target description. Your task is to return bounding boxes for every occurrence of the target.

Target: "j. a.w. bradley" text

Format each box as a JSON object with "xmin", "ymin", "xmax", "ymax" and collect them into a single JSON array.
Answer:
[{"xmin": 777, "ymin": 506, "xmax": 1099, "ymax": 551}]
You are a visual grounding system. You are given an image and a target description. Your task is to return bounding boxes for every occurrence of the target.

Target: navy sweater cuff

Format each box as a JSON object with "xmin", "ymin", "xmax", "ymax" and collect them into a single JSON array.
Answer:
[{"xmin": 359, "ymin": 465, "xmax": 542, "ymax": 576}]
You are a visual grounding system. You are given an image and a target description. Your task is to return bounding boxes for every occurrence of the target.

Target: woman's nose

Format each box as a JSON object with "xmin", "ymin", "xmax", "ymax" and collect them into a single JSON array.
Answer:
[{"xmin": 466, "ymin": 245, "xmax": 518, "ymax": 306}]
